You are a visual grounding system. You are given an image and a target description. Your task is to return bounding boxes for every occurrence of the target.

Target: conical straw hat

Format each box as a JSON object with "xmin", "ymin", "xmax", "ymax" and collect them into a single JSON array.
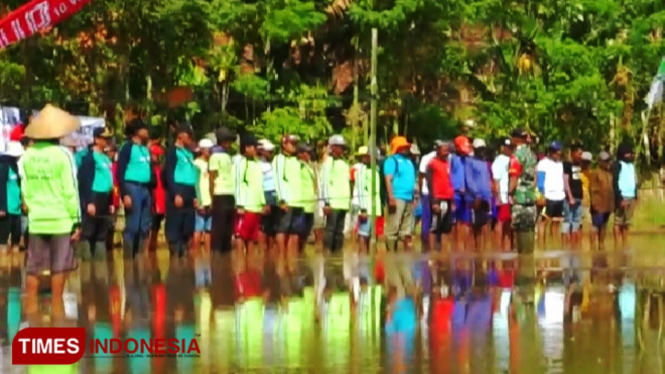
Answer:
[{"xmin": 24, "ymin": 104, "xmax": 80, "ymax": 140}]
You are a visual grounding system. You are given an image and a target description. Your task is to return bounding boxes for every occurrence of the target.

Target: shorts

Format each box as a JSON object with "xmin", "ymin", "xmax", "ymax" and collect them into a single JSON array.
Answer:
[
  {"xmin": 152, "ymin": 214, "xmax": 165, "ymax": 231},
  {"xmin": 592, "ymin": 211, "xmax": 610, "ymax": 228},
  {"xmin": 471, "ymin": 200, "xmax": 491, "ymax": 227},
  {"xmin": 234, "ymin": 212, "xmax": 262, "ymax": 242},
  {"xmin": 453, "ymin": 195, "xmax": 472, "ymax": 224},
  {"xmin": 296, "ymin": 212, "xmax": 315, "ymax": 237},
  {"xmin": 385, "ymin": 199, "xmax": 414, "ymax": 240},
  {"xmin": 276, "ymin": 207, "xmax": 304, "ymax": 235},
  {"xmin": 430, "ymin": 200, "xmax": 453, "ymax": 235},
  {"xmin": 260, "ymin": 191, "xmax": 279, "ymax": 236},
  {"xmin": 358, "ymin": 216, "xmax": 385, "ymax": 237},
  {"xmin": 542, "ymin": 199, "xmax": 564, "ymax": 220},
  {"xmin": 614, "ymin": 198, "xmax": 636, "ymax": 227},
  {"xmin": 496, "ymin": 204, "xmax": 511, "ymax": 223},
  {"xmin": 26, "ymin": 233, "xmax": 77, "ymax": 276},
  {"xmin": 195, "ymin": 208, "xmax": 212, "ymax": 232}
]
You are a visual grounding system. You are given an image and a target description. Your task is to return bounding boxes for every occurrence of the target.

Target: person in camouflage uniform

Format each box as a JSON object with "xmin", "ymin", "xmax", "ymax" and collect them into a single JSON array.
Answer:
[{"xmin": 508, "ymin": 128, "xmax": 538, "ymax": 253}]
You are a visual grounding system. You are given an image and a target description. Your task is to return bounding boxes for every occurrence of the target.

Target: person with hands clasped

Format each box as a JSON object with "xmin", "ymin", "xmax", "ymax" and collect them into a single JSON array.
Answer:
[
  {"xmin": 116, "ymin": 119, "xmax": 153, "ymax": 259},
  {"xmin": 272, "ymin": 134, "xmax": 303, "ymax": 256},
  {"xmin": 162, "ymin": 126, "xmax": 198, "ymax": 259},
  {"xmin": 20, "ymin": 105, "xmax": 82, "ymax": 319},
  {"xmin": 320, "ymin": 135, "xmax": 351, "ymax": 252},
  {"xmin": 383, "ymin": 136, "xmax": 416, "ymax": 252},
  {"xmin": 77, "ymin": 127, "xmax": 115, "ymax": 261},
  {"xmin": 354, "ymin": 145, "xmax": 383, "ymax": 254},
  {"xmin": 233, "ymin": 135, "xmax": 267, "ymax": 255},
  {"xmin": 0, "ymin": 141, "xmax": 24, "ymax": 254}
]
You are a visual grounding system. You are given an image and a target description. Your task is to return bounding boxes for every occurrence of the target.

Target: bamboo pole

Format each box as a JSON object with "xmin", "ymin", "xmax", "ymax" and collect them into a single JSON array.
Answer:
[{"xmin": 369, "ymin": 28, "xmax": 378, "ymax": 247}]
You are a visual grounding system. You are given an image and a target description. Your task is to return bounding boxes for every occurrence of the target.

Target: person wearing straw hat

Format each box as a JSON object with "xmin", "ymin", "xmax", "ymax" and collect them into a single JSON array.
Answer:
[
  {"xmin": 0, "ymin": 140, "xmax": 24, "ymax": 253},
  {"xmin": 20, "ymin": 104, "xmax": 82, "ymax": 317},
  {"xmin": 163, "ymin": 125, "xmax": 198, "ymax": 259},
  {"xmin": 320, "ymin": 134, "xmax": 351, "ymax": 252},
  {"xmin": 76, "ymin": 127, "xmax": 115, "ymax": 262},
  {"xmin": 116, "ymin": 119, "xmax": 153, "ymax": 259}
]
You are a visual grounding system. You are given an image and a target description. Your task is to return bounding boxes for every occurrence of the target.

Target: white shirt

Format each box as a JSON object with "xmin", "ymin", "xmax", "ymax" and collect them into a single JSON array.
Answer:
[
  {"xmin": 418, "ymin": 151, "xmax": 436, "ymax": 195},
  {"xmin": 491, "ymin": 154, "xmax": 511, "ymax": 204},
  {"xmin": 537, "ymin": 158, "xmax": 565, "ymax": 201}
]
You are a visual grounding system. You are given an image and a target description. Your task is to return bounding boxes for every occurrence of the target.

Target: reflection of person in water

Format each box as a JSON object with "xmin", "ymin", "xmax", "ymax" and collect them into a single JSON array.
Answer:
[{"xmin": 80, "ymin": 262, "xmax": 113, "ymax": 372}]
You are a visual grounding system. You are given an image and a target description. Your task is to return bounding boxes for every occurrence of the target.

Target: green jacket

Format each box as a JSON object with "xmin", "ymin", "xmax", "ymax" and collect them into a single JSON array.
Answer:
[
  {"xmin": 21, "ymin": 143, "xmax": 81, "ymax": 234},
  {"xmin": 320, "ymin": 157, "xmax": 351, "ymax": 210},
  {"xmin": 234, "ymin": 156, "xmax": 266, "ymax": 213},
  {"xmin": 272, "ymin": 153, "xmax": 303, "ymax": 208}
]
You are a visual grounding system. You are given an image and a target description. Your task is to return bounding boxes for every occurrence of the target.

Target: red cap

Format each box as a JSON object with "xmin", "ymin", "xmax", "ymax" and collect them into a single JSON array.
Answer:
[{"xmin": 150, "ymin": 144, "xmax": 165, "ymax": 156}]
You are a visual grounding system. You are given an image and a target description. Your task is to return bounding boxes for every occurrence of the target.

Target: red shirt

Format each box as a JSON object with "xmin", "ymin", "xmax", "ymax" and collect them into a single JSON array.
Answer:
[
  {"xmin": 428, "ymin": 157, "xmax": 454, "ymax": 200},
  {"xmin": 152, "ymin": 165, "xmax": 166, "ymax": 215},
  {"xmin": 9, "ymin": 124, "xmax": 25, "ymax": 141},
  {"xmin": 508, "ymin": 154, "xmax": 521, "ymax": 177}
]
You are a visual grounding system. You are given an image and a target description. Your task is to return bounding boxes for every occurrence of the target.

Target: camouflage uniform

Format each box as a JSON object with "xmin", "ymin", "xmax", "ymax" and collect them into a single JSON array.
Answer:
[{"xmin": 511, "ymin": 144, "xmax": 538, "ymax": 232}]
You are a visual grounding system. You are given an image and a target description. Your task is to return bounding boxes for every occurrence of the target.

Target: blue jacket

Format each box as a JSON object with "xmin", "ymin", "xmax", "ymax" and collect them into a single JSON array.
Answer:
[
  {"xmin": 465, "ymin": 157, "xmax": 492, "ymax": 201},
  {"xmin": 450, "ymin": 154, "xmax": 467, "ymax": 195}
]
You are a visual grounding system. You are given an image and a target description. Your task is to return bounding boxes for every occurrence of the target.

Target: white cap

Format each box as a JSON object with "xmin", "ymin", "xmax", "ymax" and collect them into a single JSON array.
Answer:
[
  {"xmin": 328, "ymin": 134, "xmax": 346, "ymax": 147},
  {"xmin": 581, "ymin": 151, "xmax": 593, "ymax": 161},
  {"xmin": 472, "ymin": 138, "xmax": 486, "ymax": 148},
  {"xmin": 5, "ymin": 141, "xmax": 23, "ymax": 157},
  {"xmin": 258, "ymin": 139, "xmax": 275, "ymax": 151},
  {"xmin": 198, "ymin": 138, "xmax": 214, "ymax": 149}
]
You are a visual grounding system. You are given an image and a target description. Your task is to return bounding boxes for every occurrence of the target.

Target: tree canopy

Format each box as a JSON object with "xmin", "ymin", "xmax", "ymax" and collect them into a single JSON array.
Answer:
[{"xmin": 1, "ymin": 0, "xmax": 665, "ymax": 163}]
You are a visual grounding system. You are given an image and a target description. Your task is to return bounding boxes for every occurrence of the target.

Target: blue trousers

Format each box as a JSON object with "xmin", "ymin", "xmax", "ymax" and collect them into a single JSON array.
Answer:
[{"xmin": 123, "ymin": 182, "xmax": 152, "ymax": 255}]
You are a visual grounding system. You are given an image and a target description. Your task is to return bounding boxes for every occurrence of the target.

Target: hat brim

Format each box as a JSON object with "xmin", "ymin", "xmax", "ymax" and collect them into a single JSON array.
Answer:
[{"xmin": 25, "ymin": 105, "xmax": 80, "ymax": 140}]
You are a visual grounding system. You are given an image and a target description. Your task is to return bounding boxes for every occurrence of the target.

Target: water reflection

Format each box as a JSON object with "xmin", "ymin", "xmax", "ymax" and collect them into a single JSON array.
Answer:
[{"xmin": 3, "ymin": 242, "xmax": 665, "ymax": 372}]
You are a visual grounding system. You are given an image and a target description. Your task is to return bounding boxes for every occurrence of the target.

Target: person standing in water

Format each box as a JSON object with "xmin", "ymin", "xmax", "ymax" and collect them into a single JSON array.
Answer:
[
  {"xmin": 383, "ymin": 136, "xmax": 416, "ymax": 252},
  {"xmin": 21, "ymin": 105, "xmax": 82, "ymax": 320},
  {"xmin": 193, "ymin": 138, "xmax": 214, "ymax": 252},
  {"xmin": 613, "ymin": 143, "xmax": 637, "ymax": 245},
  {"xmin": 0, "ymin": 141, "xmax": 24, "ymax": 253},
  {"xmin": 233, "ymin": 135, "xmax": 265, "ymax": 255},
  {"xmin": 297, "ymin": 143, "xmax": 317, "ymax": 252},
  {"xmin": 273, "ymin": 134, "xmax": 303, "ymax": 256},
  {"xmin": 589, "ymin": 151, "xmax": 614, "ymax": 248},
  {"xmin": 163, "ymin": 126, "xmax": 198, "ymax": 259},
  {"xmin": 320, "ymin": 135, "xmax": 351, "ymax": 253},
  {"xmin": 257, "ymin": 139, "xmax": 277, "ymax": 251},
  {"xmin": 561, "ymin": 143, "xmax": 584, "ymax": 244},
  {"xmin": 116, "ymin": 119, "xmax": 153, "ymax": 259},
  {"xmin": 146, "ymin": 142, "xmax": 166, "ymax": 253},
  {"xmin": 77, "ymin": 127, "xmax": 115, "ymax": 261},
  {"xmin": 354, "ymin": 145, "xmax": 383, "ymax": 254},
  {"xmin": 209, "ymin": 127, "xmax": 237, "ymax": 253},
  {"xmin": 508, "ymin": 128, "xmax": 538, "ymax": 254}
]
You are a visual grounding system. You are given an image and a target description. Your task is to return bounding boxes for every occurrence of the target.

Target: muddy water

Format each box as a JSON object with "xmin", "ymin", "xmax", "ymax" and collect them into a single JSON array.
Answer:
[{"xmin": 1, "ymin": 237, "xmax": 665, "ymax": 373}]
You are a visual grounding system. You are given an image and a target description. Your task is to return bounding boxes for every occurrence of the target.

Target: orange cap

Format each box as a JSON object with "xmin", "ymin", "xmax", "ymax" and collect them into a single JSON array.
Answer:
[
  {"xmin": 390, "ymin": 136, "xmax": 410, "ymax": 154},
  {"xmin": 454, "ymin": 136, "xmax": 472, "ymax": 155}
]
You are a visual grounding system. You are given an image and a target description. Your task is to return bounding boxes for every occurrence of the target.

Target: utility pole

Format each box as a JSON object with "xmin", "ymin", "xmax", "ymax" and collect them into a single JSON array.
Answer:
[{"xmin": 369, "ymin": 28, "xmax": 378, "ymax": 248}]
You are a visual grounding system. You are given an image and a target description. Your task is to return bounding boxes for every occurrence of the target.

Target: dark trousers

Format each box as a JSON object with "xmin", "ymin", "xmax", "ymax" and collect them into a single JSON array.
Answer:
[
  {"xmin": 0, "ymin": 213, "xmax": 21, "ymax": 247},
  {"xmin": 324, "ymin": 209, "xmax": 347, "ymax": 252},
  {"xmin": 211, "ymin": 195, "xmax": 236, "ymax": 253},
  {"xmin": 165, "ymin": 185, "xmax": 197, "ymax": 257},
  {"xmin": 82, "ymin": 192, "xmax": 111, "ymax": 243},
  {"xmin": 123, "ymin": 182, "xmax": 152, "ymax": 257}
]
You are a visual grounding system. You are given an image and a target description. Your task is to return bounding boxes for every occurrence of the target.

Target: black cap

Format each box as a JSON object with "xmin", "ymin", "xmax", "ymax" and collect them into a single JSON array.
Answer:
[
  {"xmin": 93, "ymin": 127, "xmax": 114, "ymax": 138},
  {"xmin": 511, "ymin": 128, "xmax": 528, "ymax": 139},
  {"xmin": 216, "ymin": 127, "xmax": 236, "ymax": 142},
  {"xmin": 500, "ymin": 137, "xmax": 512, "ymax": 147},
  {"xmin": 296, "ymin": 142, "xmax": 313, "ymax": 153},
  {"xmin": 240, "ymin": 134, "xmax": 259, "ymax": 149}
]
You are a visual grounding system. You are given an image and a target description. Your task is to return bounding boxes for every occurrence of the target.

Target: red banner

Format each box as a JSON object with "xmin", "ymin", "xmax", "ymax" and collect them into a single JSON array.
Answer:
[{"xmin": 0, "ymin": 0, "xmax": 93, "ymax": 49}]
